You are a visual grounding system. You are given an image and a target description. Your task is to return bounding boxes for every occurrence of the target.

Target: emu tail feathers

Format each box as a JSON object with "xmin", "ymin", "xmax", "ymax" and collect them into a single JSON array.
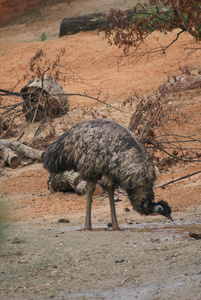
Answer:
[{"xmin": 43, "ymin": 137, "xmax": 72, "ymax": 173}]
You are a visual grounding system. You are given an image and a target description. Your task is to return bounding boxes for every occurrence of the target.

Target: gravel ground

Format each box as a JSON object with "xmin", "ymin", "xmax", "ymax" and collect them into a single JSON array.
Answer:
[{"xmin": 1, "ymin": 207, "xmax": 201, "ymax": 300}]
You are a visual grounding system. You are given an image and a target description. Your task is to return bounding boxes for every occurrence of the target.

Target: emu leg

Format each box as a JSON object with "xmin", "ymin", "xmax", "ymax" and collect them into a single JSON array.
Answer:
[
  {"xmin": 85, "ymin": 181, "xmax": 96, "ymax": 230},
  {"xmin": 108, "ymin": 186, "xmax": 119, "ymax": 230}
]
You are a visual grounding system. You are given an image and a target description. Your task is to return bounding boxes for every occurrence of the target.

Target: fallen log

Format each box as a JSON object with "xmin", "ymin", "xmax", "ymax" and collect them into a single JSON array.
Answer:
[
  {"xmin": 0, "ymin": 139, "xmax": 44, "ymax": 161},
  {"xmin": 60, "ymin": 13, "xmax": 109, "ymax": 37},
  {"xmin": 2, "ymin": 147, "xmax": 21, "ymax": 168},
  {"xmin": 59, "ymin": 10, "xmax": 133, "ymax": 37},
  {"xmin": 47, "ymin": 170, "xmax": 104, "ymax": 196},
  {"xmin": 159, "ymin": 75, "xmax": 201, "ymax": 92},
  {"xmin": 48, "ymin": 170, "xmax": 86, "ymax": 195}
]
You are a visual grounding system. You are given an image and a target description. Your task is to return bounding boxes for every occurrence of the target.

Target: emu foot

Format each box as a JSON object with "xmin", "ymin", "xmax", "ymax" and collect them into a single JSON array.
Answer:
[
  {"xmin": 84, "ymin": 225, "xmax": 92, "ymax": 231},
  {"xmin": 113, "ymin": 226, "xmax": 120, "ymax": 231}
]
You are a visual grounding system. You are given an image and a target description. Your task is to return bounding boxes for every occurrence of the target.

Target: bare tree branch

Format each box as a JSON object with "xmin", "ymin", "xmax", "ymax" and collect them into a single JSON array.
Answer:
[
  {"xmin": 147, "ymin": 140, "xmax": 201, "ymax": 162},
  {"xmin": 66, "ymin": 93, "xmax": 129, "ymax": 114},
  {"xmin": 156, "ymin": 170, "xmax": 201, "ymax": 188}
]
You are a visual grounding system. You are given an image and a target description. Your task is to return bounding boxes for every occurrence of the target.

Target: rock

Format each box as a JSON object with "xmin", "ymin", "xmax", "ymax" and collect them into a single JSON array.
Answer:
[{"xmin": 58, "ymin": 218, "xmax": 70, "ymax": 223}]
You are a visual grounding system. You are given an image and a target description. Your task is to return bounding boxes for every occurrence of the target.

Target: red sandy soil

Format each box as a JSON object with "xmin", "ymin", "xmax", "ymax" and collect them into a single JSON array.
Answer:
[{"xmin": 0, "ymin": 0, "xmax": 201, "ymax": 226}]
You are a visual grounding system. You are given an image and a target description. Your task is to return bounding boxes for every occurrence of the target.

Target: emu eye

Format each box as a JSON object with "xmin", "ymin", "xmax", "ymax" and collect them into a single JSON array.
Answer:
[{"xmin": 154, "ymin": 204, "xmax": 163, "ymax": 213}]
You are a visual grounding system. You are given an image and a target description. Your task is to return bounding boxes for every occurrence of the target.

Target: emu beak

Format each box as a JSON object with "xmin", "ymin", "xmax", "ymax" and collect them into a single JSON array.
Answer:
[{"xmin": 166, "ymin": 214, "xmax": 174, "ymax": 222}]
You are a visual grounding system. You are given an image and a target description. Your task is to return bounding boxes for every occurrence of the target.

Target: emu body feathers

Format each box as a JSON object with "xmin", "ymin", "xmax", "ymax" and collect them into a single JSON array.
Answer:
[{"xmin": 44, "ymin": 118, "xmax": 172, "ymax": 229}]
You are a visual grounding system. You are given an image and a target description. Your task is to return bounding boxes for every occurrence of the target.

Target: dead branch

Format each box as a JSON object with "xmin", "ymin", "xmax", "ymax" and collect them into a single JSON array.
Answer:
[
  {"xmin": 156, "ymin": 170, "xmax": 201, "ymax": 188},
  {"xmin": 127, "ymin": 74, "xmax": 201, "ymax": 167},
  {"xmin": 0, "ymin": 139, "xmax": 43, "ymax": 160},
  {"xmin": 0, "ymin": 87, "xmax": 129, "ymax": 143},
  {"xmin": 1, "ymin": 147, "xmax": 21, "ymax": 168},
  {"xmin": 0, "ymin": 89, "xmax": 21, "ymax": 97},
  {"xmin": 67, "ymin": 93, "xmax": 128, "ymax": 114},
  {"xmin": 147, "ymin": 140, "xmax": 201, "ymax": 163}
]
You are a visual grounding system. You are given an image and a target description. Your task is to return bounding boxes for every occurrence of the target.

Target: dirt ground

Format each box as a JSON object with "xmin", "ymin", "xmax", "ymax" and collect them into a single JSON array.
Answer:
[{"xmin": 0, "ymin": 0, "xmax": 201, "ymax": 299}]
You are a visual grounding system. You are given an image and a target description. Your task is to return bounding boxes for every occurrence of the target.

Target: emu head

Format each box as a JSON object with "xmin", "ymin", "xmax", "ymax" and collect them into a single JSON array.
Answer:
[{"xmin": 153, "ymin": 200, "xmax": 173, "ymax": 221}]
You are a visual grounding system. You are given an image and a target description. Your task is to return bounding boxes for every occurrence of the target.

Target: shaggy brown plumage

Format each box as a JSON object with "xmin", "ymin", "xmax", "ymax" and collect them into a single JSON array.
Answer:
[{"xmin": 44, "ymin": 118, "xmax": 172, "ymax": 229}]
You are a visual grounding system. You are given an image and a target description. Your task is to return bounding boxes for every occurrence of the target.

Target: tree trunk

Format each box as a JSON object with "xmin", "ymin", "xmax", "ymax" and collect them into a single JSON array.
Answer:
[{"xmin": 21, "ymin": 76, "xmax": 69, "ymax": 122}]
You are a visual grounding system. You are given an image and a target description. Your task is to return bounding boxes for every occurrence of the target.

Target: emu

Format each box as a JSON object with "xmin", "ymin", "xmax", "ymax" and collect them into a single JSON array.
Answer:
[{"xmin": 43, "ymin": 118, "xmax": 173, "ymax": 229}]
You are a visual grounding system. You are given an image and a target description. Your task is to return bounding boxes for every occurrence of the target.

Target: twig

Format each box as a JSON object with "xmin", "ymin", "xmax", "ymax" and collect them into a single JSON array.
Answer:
[
  {"xmin": 147, "ymin": 140, "xmax": 201, "ymax": 162},
  {"xmin": 66, "ymin": 93, "xmax": 130, "ymax": 114},
  {"xmin": 161, "ymin": 30, "xmax": 185, "ymax": 53},
  {"xmin": 0, "ymin": 89, "xmax": 21, "ymax": 97},
  {"xmin": 156, "ymin": 170, "xmax": 201, "ymax": 188}
]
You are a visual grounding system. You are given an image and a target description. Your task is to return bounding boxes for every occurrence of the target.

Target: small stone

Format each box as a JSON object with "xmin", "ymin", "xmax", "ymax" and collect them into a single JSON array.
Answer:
[
  {"xmin": 127, "ymin": 220, "xmax": 133, "ymax": 224},
  {"xmin": 115, "ymin": 259, "xmax": 125, "ymax": 263},
  {"xmin": 107, "ymin": 222, "xmax": 112, "ymax": 227},
  {"xmin": 58, "ymin": 218, "xmax": 70, "ymax": 223},
  {"xmin": 11, "ymin": 238, "xmax": 25, "ymax": 244},
  {"xmin": 115, "ymin": 198, "xmax": 122, "ymax": 202},
  {"xmin": 189, "ymin": 232, "xmax": 201, "ymax": 240}
]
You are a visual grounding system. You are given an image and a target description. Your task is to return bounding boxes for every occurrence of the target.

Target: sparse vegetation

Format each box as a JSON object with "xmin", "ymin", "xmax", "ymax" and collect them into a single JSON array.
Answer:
[{"xmin": 40, "ymin": 32, "xmax": 47, "ymax": 41}]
